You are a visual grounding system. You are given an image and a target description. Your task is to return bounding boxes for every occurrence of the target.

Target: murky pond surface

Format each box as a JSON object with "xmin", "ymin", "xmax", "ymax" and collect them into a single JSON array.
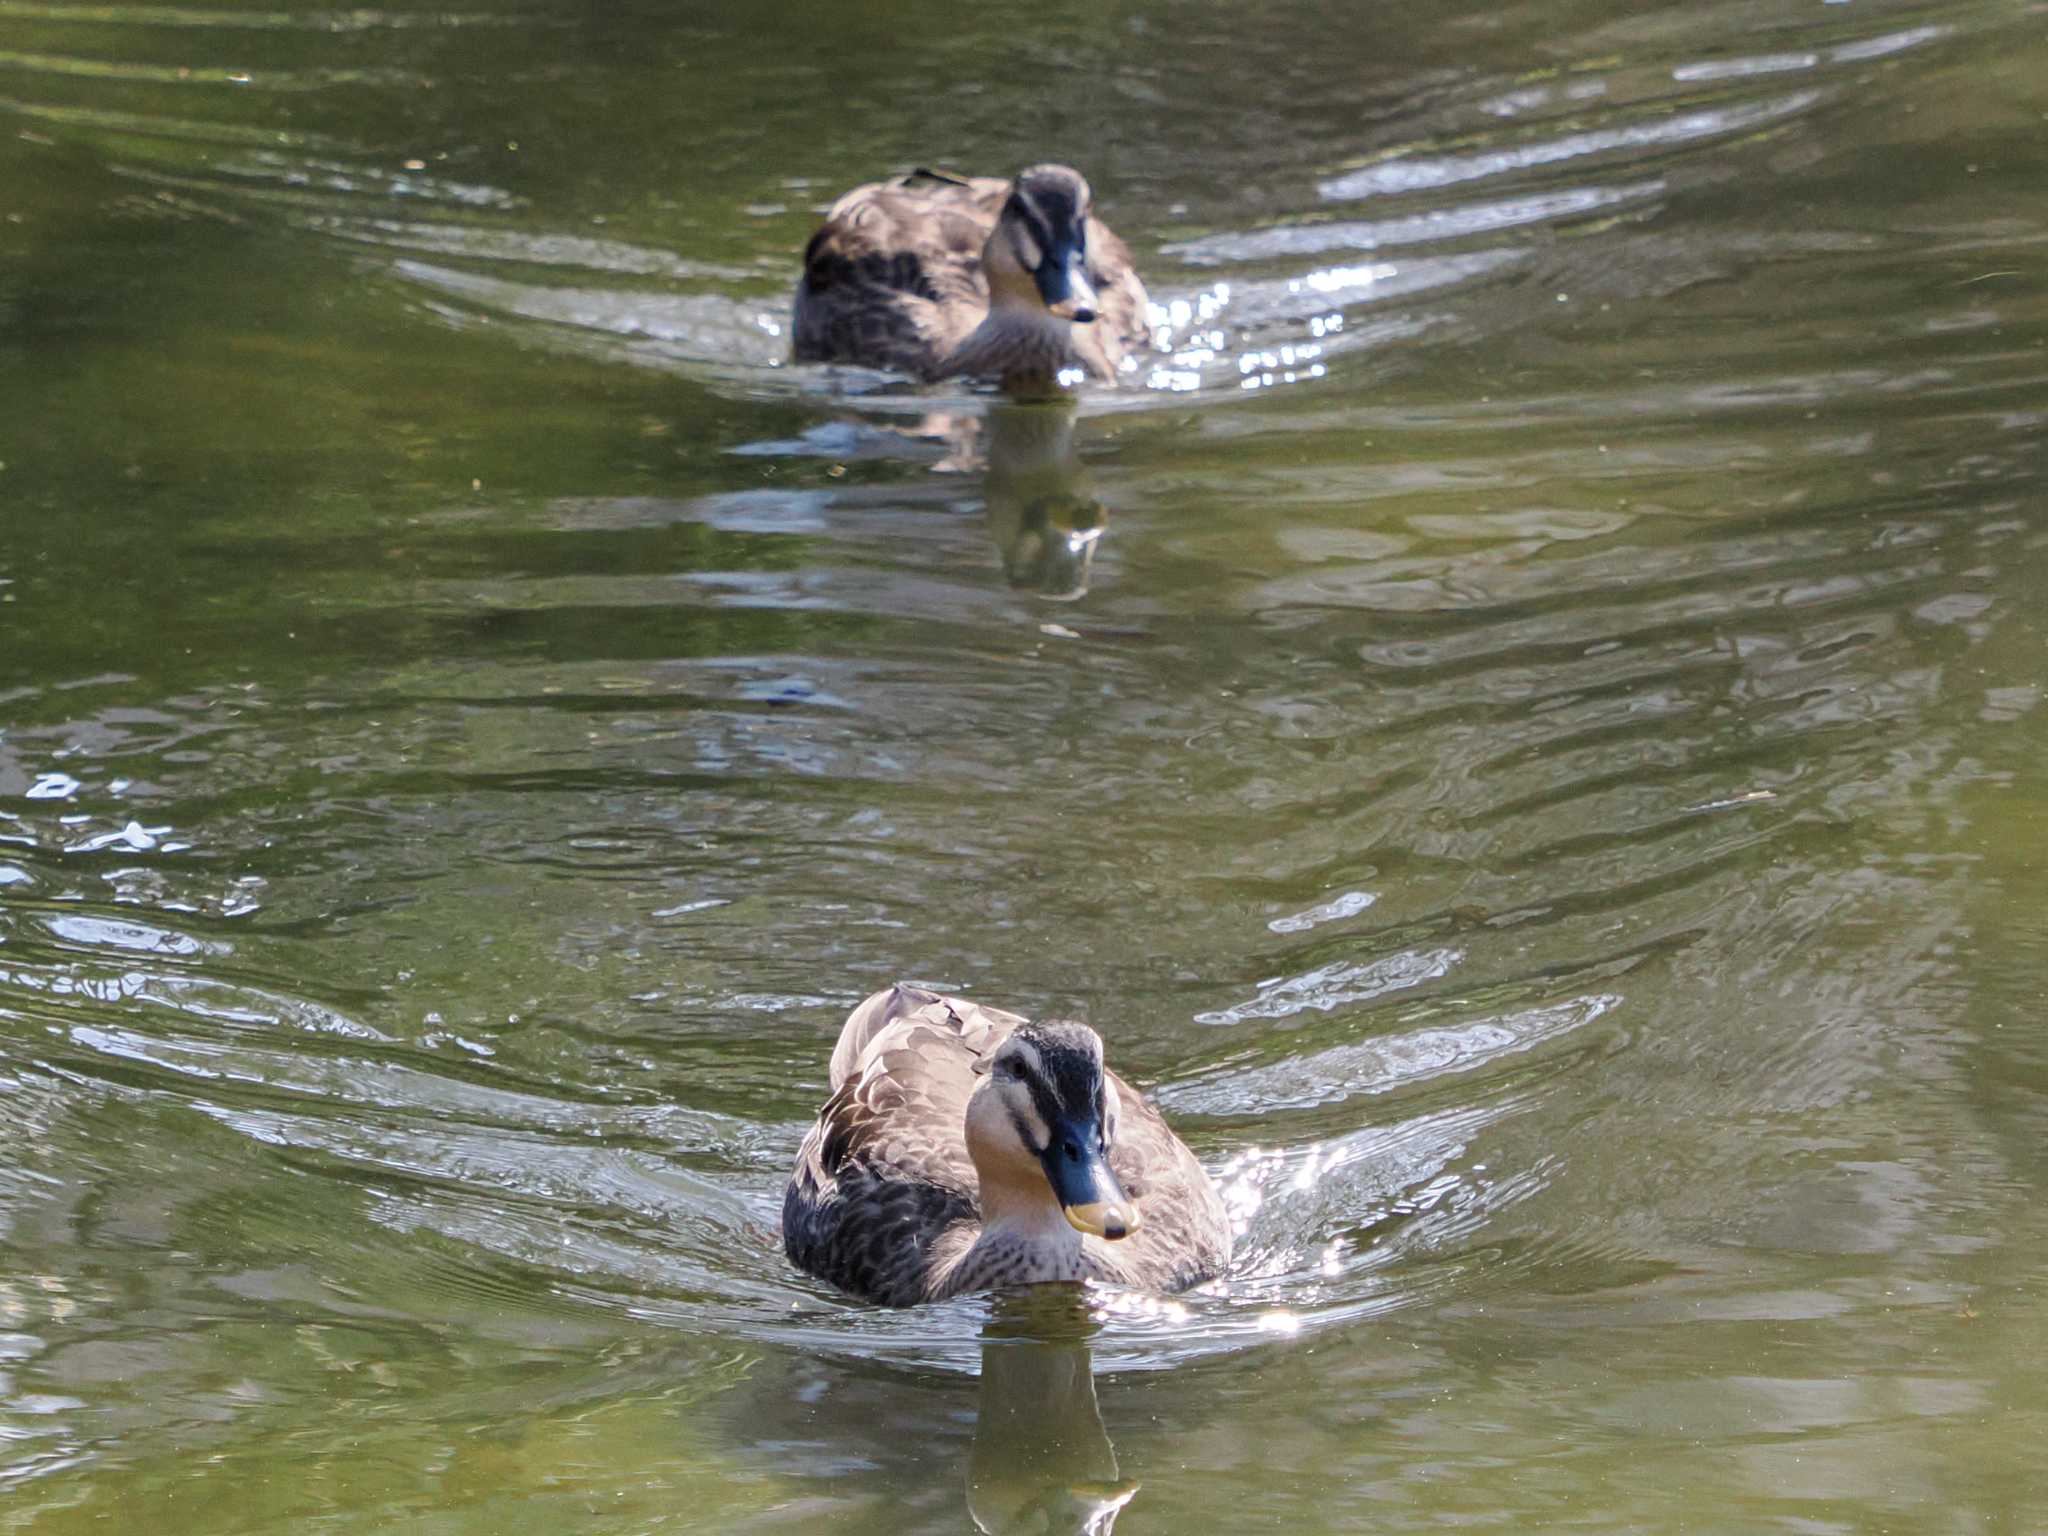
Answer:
[{"xmin": 3, "ymin": 0, "xmax": 2047, "ymax": 1529}]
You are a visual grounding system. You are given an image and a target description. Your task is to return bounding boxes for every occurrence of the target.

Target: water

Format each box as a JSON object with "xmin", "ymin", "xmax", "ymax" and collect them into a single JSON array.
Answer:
[{"xmin": 3, "ymin": 0, "xmax": 2046, "ymax": 1528}]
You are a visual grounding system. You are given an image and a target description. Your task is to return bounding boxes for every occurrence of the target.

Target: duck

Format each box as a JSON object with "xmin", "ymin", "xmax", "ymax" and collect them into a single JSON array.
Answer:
[
  {"xmin": 783, "ymin": 982, "xmax": 1231, "ymax": 1306},
  {"xmin": 791, "ymin": 165, "xmax": 1151, "ymax": 396}
]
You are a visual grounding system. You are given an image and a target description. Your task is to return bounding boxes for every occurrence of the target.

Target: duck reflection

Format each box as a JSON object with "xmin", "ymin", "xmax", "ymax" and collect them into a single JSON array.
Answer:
[
  {"xmin": 907, "ymin": 403, "xmax": 1110, "ymax": 599},
  {"xmin": 968, "ymin": 1290, "xmax": 1137, "ymax": 1536},
  {"xmin": 980, "ymin": 404, "xmax": 1107, "ymax": 601}
]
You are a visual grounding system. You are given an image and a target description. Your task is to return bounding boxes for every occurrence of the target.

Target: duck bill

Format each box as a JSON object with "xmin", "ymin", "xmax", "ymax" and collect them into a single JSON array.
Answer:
[
  {"xmin": 1033, "ymin": 245, "xmax": 1100, "ymax": 324},
  {"xmin": 1043, "ymin": 1126, "xmax": 1140, "ymax": 1240}
]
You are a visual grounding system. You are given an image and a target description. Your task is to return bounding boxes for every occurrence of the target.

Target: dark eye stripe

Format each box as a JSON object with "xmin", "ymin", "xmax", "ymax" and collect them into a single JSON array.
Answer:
[
  {"xmin": 1011, "ymin": 194, "xmax": 1057, "ymax": 260},
  {"xmin": 1006, "ymin": 1107, "xmax": 1045, "ymax": 1158},
  {"xmin": 1024, "ymin": 1073, "xmax": 1065, "ymax": 1134}
]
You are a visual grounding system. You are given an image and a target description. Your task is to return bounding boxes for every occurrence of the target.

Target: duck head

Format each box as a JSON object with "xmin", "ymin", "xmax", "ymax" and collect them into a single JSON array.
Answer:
[
  {"xmin": 982, "ymin": 165, "xmax": 1101, "ymax": 326},
  {"xmin": 967, "ymin": 1021, "xmax": 1140, "ymax": 1241}
]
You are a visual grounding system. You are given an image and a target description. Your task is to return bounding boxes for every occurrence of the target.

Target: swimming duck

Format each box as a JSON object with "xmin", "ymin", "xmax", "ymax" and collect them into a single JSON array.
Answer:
[
  {"xmin": 783, "ymin": 983, "xmax": 1231, "ymax": 1306},
  {"xmin": 792, "ymin": 165, "xmax": 1151, "ymax": 395}
]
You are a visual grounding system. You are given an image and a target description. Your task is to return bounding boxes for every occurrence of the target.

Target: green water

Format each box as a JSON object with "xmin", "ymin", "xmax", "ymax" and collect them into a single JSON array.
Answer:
[{"xmin": 3, "ymin": 0, "xmax": 2047, "ymax": 1530}]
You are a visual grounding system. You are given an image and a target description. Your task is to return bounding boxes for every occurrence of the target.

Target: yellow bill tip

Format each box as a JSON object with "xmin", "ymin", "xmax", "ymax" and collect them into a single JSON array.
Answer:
[{"xmin": 1063, "ymin": 1201, "xmax": 1140, "ymax": 1241}]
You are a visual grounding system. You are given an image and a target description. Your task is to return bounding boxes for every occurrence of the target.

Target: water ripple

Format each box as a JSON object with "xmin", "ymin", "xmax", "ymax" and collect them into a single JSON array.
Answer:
[
  {"xmin": 1318, "ymin": 91, "xmax": 1824, "ymax": 202},
  {"xmin": 1167, "ymin": 180, "xmax": 1665, "ymax": 266},
  {"xmin": 1162, "ymin": 995, "xmax": 1619, "ymax": 1119},
  {"xmin": 1194, "ymin": 948, "xmax": 1462, "ymax": 1026}
]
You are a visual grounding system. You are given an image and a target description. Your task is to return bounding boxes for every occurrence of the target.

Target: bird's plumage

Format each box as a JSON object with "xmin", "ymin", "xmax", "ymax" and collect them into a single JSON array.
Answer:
[
  {"xmin": 791, "ymin": 166, "xmax": 1151, "ymax": 392},
  {"xmin": 783, "ymin": 983, "xmax": 1230, "ymax": 1306}
]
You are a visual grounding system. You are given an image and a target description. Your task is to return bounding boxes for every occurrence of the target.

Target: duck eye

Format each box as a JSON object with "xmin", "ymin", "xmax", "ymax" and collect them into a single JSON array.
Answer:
[{"xmin": 1063, "ymin": 1138, "xmax": 1081, "ymax": 1161}]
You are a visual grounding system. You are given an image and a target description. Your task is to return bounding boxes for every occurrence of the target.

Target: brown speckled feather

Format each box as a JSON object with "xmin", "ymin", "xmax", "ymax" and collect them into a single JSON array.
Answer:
[
  {"xmin": 783, "ymin": 983, "xmax": 1230, "ymax": 1306},
  {"xmin": 1097, "ymin": 1061, "xmax": 1231, "ymax": 1295},
  {"xmin": 791, "ymin": 170, "xmax": 1150, "ymax": 382}
]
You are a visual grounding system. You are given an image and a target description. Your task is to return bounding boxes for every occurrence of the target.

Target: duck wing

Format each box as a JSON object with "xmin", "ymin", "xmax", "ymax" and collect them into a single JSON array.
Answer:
[
  {"xmin": 1104, "ymin": 1071, "xmax": 1233, "ymax": 1292},
  {"xmin": 1076, "ymin": 217, "xmax": 1152, "ymax": 377},
  {"xmin": 784, "ymin": 985, "xmax": 1020, "ymax": 1304},
  {"xmin": 792, "ymin": 172, "xmax": 1009, "ymax": 376}
]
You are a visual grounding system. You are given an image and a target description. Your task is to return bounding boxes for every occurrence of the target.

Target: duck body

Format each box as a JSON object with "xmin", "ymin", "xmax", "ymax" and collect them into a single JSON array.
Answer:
[
  {"xmin": 783, "ymin": 983, "xmax": 1230, "ymax": 1306},
  {"xmin": 792, "ymin": 166, "xmax": 1151, "ymax": 395}
]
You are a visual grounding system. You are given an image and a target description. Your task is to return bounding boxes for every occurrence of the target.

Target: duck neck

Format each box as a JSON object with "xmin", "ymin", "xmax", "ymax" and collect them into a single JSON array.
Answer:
[
  {"xmin": 978, "ymin": 1164, "xmax": 1083, "ymax": 1249},
  {"xmin": 934, "ymin": 305, "xmax": 1076, "ymax": 396},
  {"xmin": 936, "ymin": 1153, "xmax": 1087, "ymax": 1297}
]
